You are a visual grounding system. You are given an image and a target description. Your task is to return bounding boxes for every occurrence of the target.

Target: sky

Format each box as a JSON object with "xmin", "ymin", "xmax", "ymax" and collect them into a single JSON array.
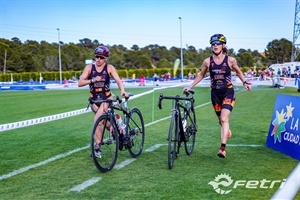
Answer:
[{"xmin": 0, "ymin": 0, "xmax": 296, "ymax": 53}]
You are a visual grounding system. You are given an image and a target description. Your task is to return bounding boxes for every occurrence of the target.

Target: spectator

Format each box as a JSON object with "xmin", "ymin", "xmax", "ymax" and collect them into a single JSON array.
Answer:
[
  {"xmin": 295, "ymin": 71, "xmax": 300, "ymax": 92},
  {"xmin": 63, "ymin": 78, "xmax": 68, "ymax": 87},
  {"xmin": 153, "ymin": 73, "xmax": 159, "ymax": 86},
  {"xmin": 166, "ymin": 72, "xmax": 171, "ymax": 81},
  {"xmin": 139, "ymin": 74, "xmax": 145, "ymax": 86},
  {"xmin": 277, "ymin": 68, "xmax": 281, "ymax": 76},
  {"xmin": 132, "ymin": 73, "xmax": 136, "ymax": 85}
]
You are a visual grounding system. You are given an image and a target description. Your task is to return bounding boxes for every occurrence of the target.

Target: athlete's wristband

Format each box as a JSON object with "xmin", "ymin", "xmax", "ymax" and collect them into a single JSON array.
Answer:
[{"xmin": 243, "ymin": 81, "xmax": 248, "ymax": 85}]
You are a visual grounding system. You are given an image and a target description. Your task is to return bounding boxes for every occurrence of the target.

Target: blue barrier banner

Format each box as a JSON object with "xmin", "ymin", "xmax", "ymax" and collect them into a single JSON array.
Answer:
[
  {"xmin": 266, "ymin": 94, "xmax": 300, "ymax": 160},
  {"xmin": 0, "ymin": 85, "xmax": 46, "ymax": 90}
]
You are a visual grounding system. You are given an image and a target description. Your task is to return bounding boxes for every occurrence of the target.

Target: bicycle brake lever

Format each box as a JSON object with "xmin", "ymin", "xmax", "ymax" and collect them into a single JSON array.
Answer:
[{"xmin": 158, "ymin": 94, "xmax": 163, "ymax": 109}]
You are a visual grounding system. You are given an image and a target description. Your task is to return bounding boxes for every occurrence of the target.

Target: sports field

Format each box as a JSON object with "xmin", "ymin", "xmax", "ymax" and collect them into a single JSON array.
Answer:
[{"xmin": 0, "ymin": 85, "xmax": 299, "ymax": 200}]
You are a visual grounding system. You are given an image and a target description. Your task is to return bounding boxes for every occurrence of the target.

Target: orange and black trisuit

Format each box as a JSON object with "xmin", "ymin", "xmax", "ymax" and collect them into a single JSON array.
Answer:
[{"xmin": 209, "ymin": 55, "xmax": 235, "ymax": 116}]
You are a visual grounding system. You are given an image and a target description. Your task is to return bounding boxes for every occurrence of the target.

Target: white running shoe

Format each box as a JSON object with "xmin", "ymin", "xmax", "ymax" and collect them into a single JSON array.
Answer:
[{"xmin": 95, "ymin": 149, "xmax": 101, "ymax": 158}]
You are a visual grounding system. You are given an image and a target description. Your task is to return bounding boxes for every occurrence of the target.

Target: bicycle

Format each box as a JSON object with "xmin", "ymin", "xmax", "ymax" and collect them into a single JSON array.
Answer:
[
  {"xmin": 89, "ymin": 94, "xmax": 145, "ymax": 173},
  {"xmin": 157, "ymin": 89, "xmax": 197, "ymax": 169}
]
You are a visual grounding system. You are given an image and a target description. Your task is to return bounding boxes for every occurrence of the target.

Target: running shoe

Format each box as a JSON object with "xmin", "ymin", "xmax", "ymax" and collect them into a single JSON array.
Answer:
[
  {"xmin": 227, "ymin": 129, "xmax": 232, "ymax": 139},
  {"xmin": 95, "ymin": 149, "xmax": 101, "ymax": 158},
  {"xmin": 217, "ymin": 149, "xmax": 226, "ymax": 158}
]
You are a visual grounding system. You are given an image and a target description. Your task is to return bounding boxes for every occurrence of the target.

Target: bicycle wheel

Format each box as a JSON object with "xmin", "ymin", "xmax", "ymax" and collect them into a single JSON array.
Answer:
[
  {"xmin": 168, "ymin": 110, "xmax": 178, "ymax": 169},
  {"xmin": 127, "ymin": 108, "xmax": 145, "ymax": 158},
  {"xmin": 184, "ymin": 109, "xmax": 197, "ymax": 155},
  {"xmin": 91, "ymin": 114, "xmax": 119, "ymax": 173}
]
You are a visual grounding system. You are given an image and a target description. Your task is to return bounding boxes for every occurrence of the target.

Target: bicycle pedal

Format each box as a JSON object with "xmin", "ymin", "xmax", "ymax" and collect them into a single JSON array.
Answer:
[
  {"xmin": 119, "ymin": 143, "xmax": 124, "ymax": 150},
  {"xmin": 105, "ymin": 139, "xmax": 113, "ymax": 145},
  {"xmin": 125, "ymin": 142, "xmax": 133, "ymax": 149}
]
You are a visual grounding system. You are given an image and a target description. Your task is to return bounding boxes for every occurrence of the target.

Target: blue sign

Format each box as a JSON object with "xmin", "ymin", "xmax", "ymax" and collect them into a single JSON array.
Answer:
[{"xmin": 266, "ymin": 94, "xmax": 300, "ymax": 160}]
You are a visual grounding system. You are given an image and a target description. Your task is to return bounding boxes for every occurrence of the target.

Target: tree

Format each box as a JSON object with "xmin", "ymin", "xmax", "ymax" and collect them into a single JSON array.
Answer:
[
  {"xmin": 45, "ymin": 55, "xmax": 58, "ymax": 71},
  {"xmin": 156, "ymin": 58, "xmax": 172, "ymax": 68},
  {"xmin": 79, "ymin": 38, "xmax": 94, "ymax": 48},
  {"xmin": 11, "ymin": 37, "xmax": 22, "ymax": 45},
  {"xmin": 62, "ymin": 44, "xmax": 81, "ymax": 70},
  {"xmin": 21, "ymin": 52, "xmax": 34, "ymax": 72},
  {"xmin": 252, "ymin": 50, "xmax": 267, "ymax": 68},
  {"xmin": 0, "ymin": 37, "xmax": 294, "ymax": 75},
  {"xmin": 131, "ymin": 44, "xmax": 140, "ymax": 51},
  {"xmin": 239, "ymin": 52, "xmax": 254, "ymax": 68},
  {"xmin": 236, "ymin": 49, "xmax": 254, "ymax": 68},
  {"xmin": 123, "ymin": 50, "xmax": 152, "ymax": 69},
  {"xmin": 265, "ymin": 38, "xmax": 292, "ymax": 64},
  {"xmin": 184, "ymin": 45, "xmax": 201, "ymax": 67}
]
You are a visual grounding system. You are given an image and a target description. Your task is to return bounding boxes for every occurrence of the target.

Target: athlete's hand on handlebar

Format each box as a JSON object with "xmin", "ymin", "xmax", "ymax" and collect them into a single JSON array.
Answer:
[
  {"xmin": 121, "ymin": 92, "xmax": 129, "ymax": 98},
  {"xmin": 183, "ymin": 86, "xmax": 191, "ymax": 93}
]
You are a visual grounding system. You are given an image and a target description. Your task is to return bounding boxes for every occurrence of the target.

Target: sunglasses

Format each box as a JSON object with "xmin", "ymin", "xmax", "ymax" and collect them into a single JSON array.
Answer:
[
  {"xmin": 95, "ymin": 56, "xmax": 106, "ymax": 59},
  {"xmin": 211, "ymin": 41, "xmax": 223, "ymax": 46}
]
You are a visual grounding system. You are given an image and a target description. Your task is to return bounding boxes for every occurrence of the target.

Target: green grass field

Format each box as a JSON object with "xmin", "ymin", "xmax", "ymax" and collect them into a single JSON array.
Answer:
[{"xmin": 0, "ymin": 85, "xmax": 299, "ymax": 200}]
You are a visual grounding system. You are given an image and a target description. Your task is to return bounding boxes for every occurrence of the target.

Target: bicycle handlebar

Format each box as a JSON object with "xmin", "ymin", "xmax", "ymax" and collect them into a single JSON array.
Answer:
[
  {"xmin": 157, "ymin": 89, "xmax": 195, "ymax": 110},
  {"xmin": 88, "ymin": 92, "xmax": 134, "ymax": 105},
  {"xmin": 182, "ymin": 89, "xmax": 194, "ymax": 95}
]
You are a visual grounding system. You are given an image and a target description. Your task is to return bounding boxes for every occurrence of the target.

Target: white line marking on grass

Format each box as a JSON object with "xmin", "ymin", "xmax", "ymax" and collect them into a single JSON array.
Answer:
[
  {"xmin": 69, "ymin": 177, "xmax": 102, "ymax": 192},
  {"xmin": 0, "ymin": 145, "xmax": 89, "ymax": 181},
  {"xmin": 194, "ymin": 101, "xmax": 211, "ymax": 109},
  {"xmin": 114, "ymin": 158, "xmax": 136, "ymax": 170},
  {"xmin": 227, "ymin": 144, "xmax": 263, "ymax": 147},
  {"xmin": 145, "ymin": 116, "xmax": 171, "ymax": 127},
  {"xmin": 145, "ymin": 144, "xmax": 166, "ymax": 152},
  {"xmin": 68, "ymin": 145, "xmax": 165, "ymax": 192}
]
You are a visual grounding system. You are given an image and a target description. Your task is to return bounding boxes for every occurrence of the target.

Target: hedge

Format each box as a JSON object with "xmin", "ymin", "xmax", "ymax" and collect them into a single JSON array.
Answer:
[{"xmin": 0, "ymin": 66, "xmax": 266, "ymax": 82}]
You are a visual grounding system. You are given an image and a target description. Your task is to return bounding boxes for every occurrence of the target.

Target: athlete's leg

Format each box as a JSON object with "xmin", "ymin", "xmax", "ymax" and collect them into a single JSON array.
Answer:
[
  {"xmin": 219, "ymin": 108, "xmax": 231, "ymax": 144},
  {"xmin": 94, "ymin": 102, "xmax": 109, "ymax": 144},
  {"xmin": 217, "ymin": 89, "xmax": 235, "ymax": 158}
]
